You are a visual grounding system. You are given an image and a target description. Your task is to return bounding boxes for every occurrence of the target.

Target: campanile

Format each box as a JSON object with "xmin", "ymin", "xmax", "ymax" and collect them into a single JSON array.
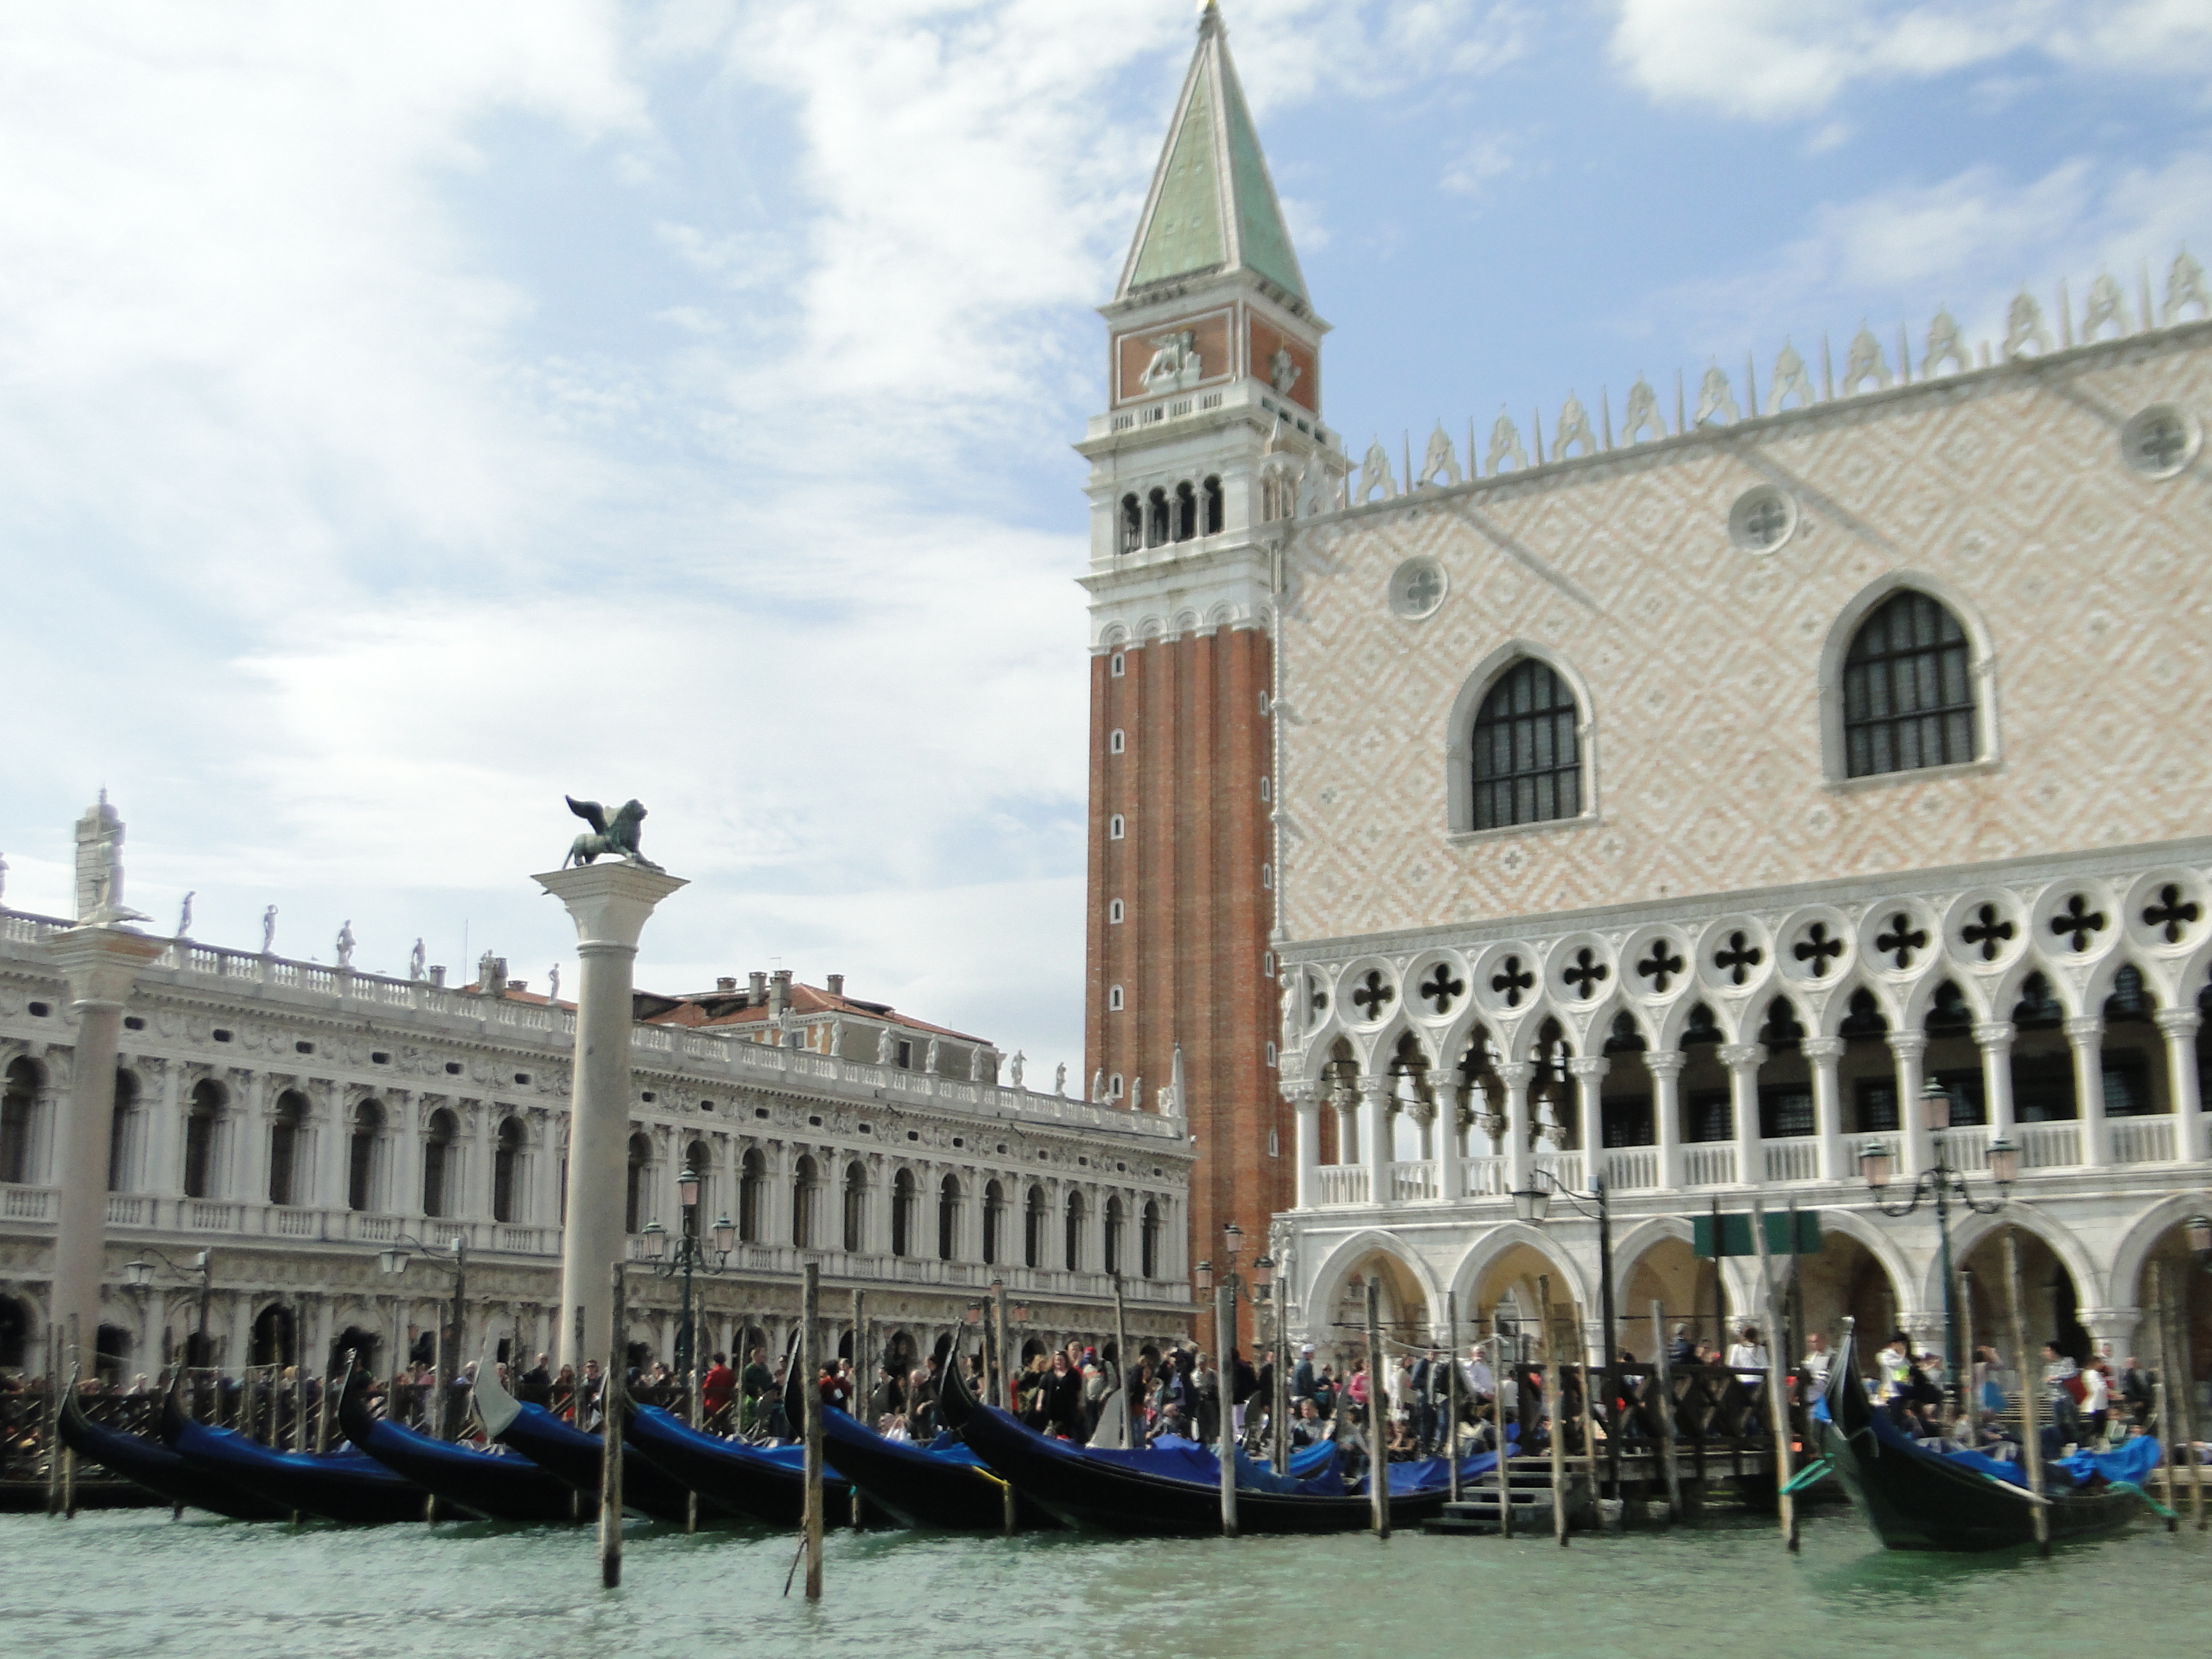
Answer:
[{"xmin": 1077, "ymin": 1, "xmax": 1345, "ymax": 1326}]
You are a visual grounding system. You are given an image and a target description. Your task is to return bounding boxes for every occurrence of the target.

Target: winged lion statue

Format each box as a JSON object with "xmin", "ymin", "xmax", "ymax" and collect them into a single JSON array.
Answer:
[{"xmin": 561, "ymin": 796, "xmax": 663, "ymax": 871}]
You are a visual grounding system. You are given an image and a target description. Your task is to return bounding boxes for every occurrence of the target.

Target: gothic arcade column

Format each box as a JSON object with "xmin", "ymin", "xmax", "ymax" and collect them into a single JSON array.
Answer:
[
  {"xmin": 1286, "ymin": 1084, "xmax": 1322, "ymax": 1208},
  {"xmin": 2154, "ymin": 1009, "xmax": 2206, "ymax": 1163},
  {"xmin": 1358, "ymin": 1077, "xmax": 1390, "ymax": 1206},
  {"xmin": 1567, "ymin": 1057, "xmax": 1608, "ymax": 1183},
  {"xmin": 1498, "ymin": 1061, "xmax": 1534, "ymax": 1194},
  {"xmin": 1802, "ymin": 1038, "xmax": 1845, "ymax": 1182},
  {"xmin": 1644, "ymin": 1050, "xmax": 1685, "ymax": 1191},
  {"xmin": 1887, "ymin": 1032, "xmax": 1930, "ymax": 1178},
  {"xmin": 1974, "ymin": 1021, "xmax": 2017, "ymax": 1146},
  {"xmin": 2064, "ymin": 1016, "xmax": 2109, "ymax": 1168},
  {"xmin": 1720, "ymin": 1044, "xmax": 1764, "ymax": 1187}
]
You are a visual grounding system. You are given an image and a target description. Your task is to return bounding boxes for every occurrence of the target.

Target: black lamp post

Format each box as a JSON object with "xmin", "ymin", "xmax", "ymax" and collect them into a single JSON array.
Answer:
[
  {"xmin": 1860, "ymin": 1078, "xmax": 2016, "ymax": 1418},
  {"xmin": 124, "ymin": 1246, "xmax": 213, "ymax": 1370},
  {"xmin": 375, "ymin": 1232, "xmax": 468, "ymax": 1438},
  {"xmin": 640, "ymin": 1163, "xmax": 736, "ymax": 1421},
  {"xmin": 1511, "ymin": 1167, "xmax": 1619, "ymax": 1490},
  {"xmin": 2186, "ymin": 1213, "xmax": 2212, "ymax": 1267}
]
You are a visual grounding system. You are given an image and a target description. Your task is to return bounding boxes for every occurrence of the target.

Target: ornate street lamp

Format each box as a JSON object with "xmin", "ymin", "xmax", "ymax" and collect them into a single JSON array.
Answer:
[
  {"xmin": 374, "ymin": 1233, "xmax": 467, "ymax": 1438},
  {"xmin": 1512, "ymin": 1166, "xmax": 1618, "ymax": 1489},
  {"xmin": 1861, "ymin": 1078, "xmax": 2012, "ymax": 1418},
  {"xmin": 639, "ymin": 1164, "xmax": 734, "ymax": 1420},
  {"xmin": 123, "ymin": 1247, "xmax": 214, "ymax": 1369}
]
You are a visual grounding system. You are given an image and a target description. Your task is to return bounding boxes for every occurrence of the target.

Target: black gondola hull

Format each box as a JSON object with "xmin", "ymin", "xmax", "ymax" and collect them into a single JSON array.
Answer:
[
  {"xmin": 483, "ymin": 1400, "xmax": 709, "ymax": 1525},
  {"xmin": 817, "ymin": 1408, "xmax": 1057, "ymax": 1530},
  {"xmin": 1821, "ymin": 1330, "xmax": 2144, "ymax": 1551},
  {"xmin": 158, "ymin": 1388, "xmax": 428, "ymax": 1525},
  {"xmin": 336, "ymin": 1371, "xmax": 577, "ymax": 1523},
  {"xmin": 958, "ymin": 1403, "xmax": 1450, "ymax": 1537},
  {"xmin": 57, "ymin": 1389, "xmax": 285, "ymax": 1521}
]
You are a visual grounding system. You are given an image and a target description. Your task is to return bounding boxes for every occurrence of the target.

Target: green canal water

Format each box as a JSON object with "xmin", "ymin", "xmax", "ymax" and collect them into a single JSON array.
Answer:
[{"xmin": 12, "ymin": 1509, "xmax": 2211, "ymax": 1658}]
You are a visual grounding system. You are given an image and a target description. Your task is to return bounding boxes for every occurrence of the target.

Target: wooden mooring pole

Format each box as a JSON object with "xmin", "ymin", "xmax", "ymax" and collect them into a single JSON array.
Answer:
[
  {"xmin": 600, "ymin": 1260, "xmax": 625, "ymax": 1587},
  {"xmin": 1365, "ymin": 1278, "xmax": 1389, "ymax": 1540},
  {"xmin": 1215, "ymin": 1280, "xmax": 1239, "ymax": 1538},
  {"xmin": 1496, "ymin": 1331, "xmax": 1514, "ymax": 1539},
  {"xmin": 2160, "ymin": 1259, "xmax": 2207, "ymax": 1528},
  {"xmin": 62, "ymin": 1317, "xmax": 79, "ymax": 1519},
  {"xmin": 1751, "ymin": 1199, "xmax": 1797, "ymax": 1551},
  {"xmin": 1651, "ymin": 1299, "xmax": 1682, "ymax": 1523},
  {"xmin": 1539, "ymin": 1276, "xmax": 1566, "ymax": 1547},
  {"xmin": 2152, "ymin": 1263, "xmax": 2180, "ymax": 1530},
  {"xmin": 2001, "ymin": 1232, "xmax": 2051, "ymax": 1556},
  {"xmin": 850, "ymin": 1288, "xmax": 867, "ymax": 1531},
  {"xmin": 801, "ymin": 1261, "xmax": 824, "ymax": 1599},
  {"xmin": 1445, "ymin": 1292, "xmax": 1461, "ymax": 1505}
]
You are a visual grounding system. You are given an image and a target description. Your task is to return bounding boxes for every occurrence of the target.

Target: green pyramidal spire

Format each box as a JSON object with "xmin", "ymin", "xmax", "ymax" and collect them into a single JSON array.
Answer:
[{"xmin": 1119, "ymin": 2, "xmax": 1306, "ymax": 305}]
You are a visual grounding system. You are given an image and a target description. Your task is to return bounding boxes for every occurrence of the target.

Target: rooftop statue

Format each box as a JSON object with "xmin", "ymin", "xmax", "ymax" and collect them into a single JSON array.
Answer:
[{"xmin": 562, "ymin": 796, "xmax": 662, "ymax": 871}]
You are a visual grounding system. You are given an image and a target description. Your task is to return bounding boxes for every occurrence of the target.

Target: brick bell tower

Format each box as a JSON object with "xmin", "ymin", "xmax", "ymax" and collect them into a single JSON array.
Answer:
[{"xmin": 1077, "ymin": 0, "xmax": 1343, "ymax": 1335}]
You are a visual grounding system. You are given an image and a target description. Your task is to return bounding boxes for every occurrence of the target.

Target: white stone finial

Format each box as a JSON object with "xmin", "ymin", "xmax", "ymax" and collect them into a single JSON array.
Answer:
[
  {"xmin": 1923, "ymin": 307, "xmax": 1971, "ymax": 377},
  {"xmin": 1619, "ymin": 377, "xmax": 1667, "ymax": 444},
  {"xmin": 1485, "ymin": 407, "xmax": 1527, "ymax": 473},
  {"xmin": 2080, "ymin": 271, "xmax": 2129, "ymax": 342},
  {"xmin": 1418, "ymin": 422, "xmax": 1462, "ymax": 486},
  {"xmin": 1839, "ymin": 324, "xmax": 1891, "ymax": 395},
  {"xmin": 2163, "ymin": 247, "xmax": 2209, "ymax": 325},
  {"xmin": 1551, "ymin": 392, "xmax": 1596, "ymax": 459},
  {"xmin": 1767, "ymin": 340, "xmax": 1817, "ymax": 412},
  {"xmin": 1693, "ymin": 361, "xmax": 1739, "ymax": 426},
  {"xmin": 1356, "ymin": 438, "xmax": 1397, "ymax": 502},
  {"xmin": 2002, "ymin": 289, "xmax": 2052, "ymax": 359}
]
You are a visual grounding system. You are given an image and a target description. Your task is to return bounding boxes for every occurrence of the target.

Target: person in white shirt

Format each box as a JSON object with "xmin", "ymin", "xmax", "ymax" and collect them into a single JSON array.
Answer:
[
  {"xmin": 1464, "ymin": 1346, "xmax": 1495, "ymax": 1401},
  {"xmin": 1800, "ymin": 1331, "xmax": 1833, "ymax": 1388},
  {"xmin": 1726, "ymin": 1325, "xmax": 1770, "ymax": 1394}
]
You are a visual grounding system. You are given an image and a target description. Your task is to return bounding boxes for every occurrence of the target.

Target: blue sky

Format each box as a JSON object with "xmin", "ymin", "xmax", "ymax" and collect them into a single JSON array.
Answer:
[{"xmin": 3, "ymin": 1, "xmax": 2207, "ymax": 1076}]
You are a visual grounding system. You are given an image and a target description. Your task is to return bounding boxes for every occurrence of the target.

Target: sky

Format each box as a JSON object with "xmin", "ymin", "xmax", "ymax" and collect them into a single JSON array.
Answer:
[{"xmin": 3, "ymin": 0, "xmax": 2208, "ymax": 1079}]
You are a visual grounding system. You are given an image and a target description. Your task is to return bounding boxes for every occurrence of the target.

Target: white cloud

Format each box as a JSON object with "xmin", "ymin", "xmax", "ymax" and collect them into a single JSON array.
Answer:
[
  {"xmin": 1441, "ymin": 130, "xmax": 1520, "ymax": 196},
  {"xmin": 1612, "ymin": 0, "xmax": 2212, "ymax": 119},
  {"xmin": 1640, "ymin": 147, "xmax": 2212, "ymax": 365}
]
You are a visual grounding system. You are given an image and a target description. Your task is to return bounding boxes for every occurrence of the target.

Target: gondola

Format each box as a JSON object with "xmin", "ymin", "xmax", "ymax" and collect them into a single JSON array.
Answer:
[
  {"xmin": 619, "ymin": 1401, "xmax": 867, "ymax": 1527},
  {"xmin": 940, "ymin": 1349, "xmax": 1456, "ymax": 1536},
  {"xmin": 56, "ymin": 1379, "xmax": 286, "ymax": 1521},
  {"xmin": 157, "ymin": 1379, "xmax": 429, "ymax": 1525},
  {"xmin": 783, "ymin": 1347, "xmax": 1059, "ymax": 1530},
  {"xmin": 335, "ymin": 1364, "xmax": 579, "ymax": 1523},
  {"xmin": 471, "ymin": 1361, "xmax": 716, "ymax": 1525},
  {"xmin": 1819, "ymin": 1324, "xmax": 2149, "ymax": 1551}
]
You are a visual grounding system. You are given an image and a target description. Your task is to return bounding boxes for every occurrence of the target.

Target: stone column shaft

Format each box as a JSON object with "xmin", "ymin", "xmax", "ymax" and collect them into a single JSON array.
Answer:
[
  {"xmin": 1498, "ymin": 1061, "xmax": 1535, "ymax": 1194},
  {"xmin": 538, "ymin": 861, "xmax": 687, "ymax": 1372},
  {"xmin": 1802, "ymin": 1037, "xmax": 1845, "ymax": 1182},
  {"xmin": 1644, "ymin": 1050, "xmax": 1685, "ymax": 1190},
  {"xmin": 1287, "ymin": 1086, "xmax": 1322, "ymax": 1208},
  {"xmin": 49, "ymin": 926, "xmax": 164, "ymax": 1374},
  {"xmin": 1359, "ymin": 1078, "xmax": 1391, "ymax": 1205},
  {"xmin": 1720, "ymin": 1043, "xmax": 1765, "ymax": 1187},
  {"xmin": 2064, "ymin": 1016, "xmax": 2108, "ymax": 1168},
  {"xmin": 1887, "ymin": 1031, "xmax": 1929, "ymax": 1178},
  {"xmin": 2154, "ymin": 1009, "xmax": 2205, "ymax": 1164},
  {"xmin": 1973, "ymin": 1021, "xmax": 2016, "ymax": 1142},
  {"xmin": 1567, "ymin": 1056, "xmax": 1610, "ymax": 1179}
]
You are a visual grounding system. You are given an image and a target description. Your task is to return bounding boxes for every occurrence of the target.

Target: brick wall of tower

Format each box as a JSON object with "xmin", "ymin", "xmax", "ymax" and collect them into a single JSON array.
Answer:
[{"xmin": 1087, "ymin": 624, "xmax": 1286, "ymax": 1341}]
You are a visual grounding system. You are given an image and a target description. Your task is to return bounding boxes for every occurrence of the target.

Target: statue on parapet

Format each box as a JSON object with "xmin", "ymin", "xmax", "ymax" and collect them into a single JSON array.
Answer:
[{"xmin": 562, "ymin": 796, "xmax": 662, "ymax": 870}]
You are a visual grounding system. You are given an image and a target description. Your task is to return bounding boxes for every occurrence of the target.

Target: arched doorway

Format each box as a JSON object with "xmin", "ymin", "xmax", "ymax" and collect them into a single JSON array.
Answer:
[
  {"xmin": 1617, "ymin": 1232, "xmax": 1724, "ymax": 1356},
  {"xmin": 250, "ymin": 1304, "xmax": 297, "ymax": 1368},
  {"xmin": 2126, "ymin": 1218, "xmax": 2211, "ymax": 1383},
  {"xmin": 1957, "ymin": 1222, "xmax": 2089, "ymax": 1363},
  {"xmin": 1466, "ymin": 1237, "xmax": 1580, "ymax": 1363},
  {"xmin": 1793, "ymin": 1228, "xmax": 1905, "ymax": 1350},
  {"xmin": 0, "ymin": 1295, "xmax": 28, "ymax": 1367},
  {"xmin": 1321, "ymin": 1249, "xmax": 1431, "ymax": 1370},
  {"xmin": 95, "ymin": 1322, "xmax": 131, "ymax": 1386}
]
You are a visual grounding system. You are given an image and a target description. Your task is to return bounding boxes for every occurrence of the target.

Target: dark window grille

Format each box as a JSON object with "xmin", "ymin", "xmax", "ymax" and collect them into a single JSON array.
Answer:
[
  {"xmin": 1842, "ymin": 591, "xmax": 1976, "ymax": 778},
  {"xmin": 1854, "ymin": 1077, "xmax": 1899, "ymax": 1134},
  {"xmin": 1757, "ymin": 1086, "xmax": 1815, "ymax": 1140},
  {"xmin": 1470, "ymin": 659, "xmax": 1581, "ymax": 830},
  {"xmin": 1685, "ymin": 1088, "xmax": 1731, "ymax": 1144}
]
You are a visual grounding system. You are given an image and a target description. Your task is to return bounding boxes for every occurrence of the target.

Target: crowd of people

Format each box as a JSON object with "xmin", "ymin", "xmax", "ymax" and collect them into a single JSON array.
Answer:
[{"xmin": 1863, "ymin": 1329, "xmax": 2166, "ymax": 1461}]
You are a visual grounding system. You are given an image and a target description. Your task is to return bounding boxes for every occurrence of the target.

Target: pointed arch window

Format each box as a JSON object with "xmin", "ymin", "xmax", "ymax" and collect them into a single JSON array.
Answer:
[
  {"xmin": 492, "ymin": 1117, "xmax": 525, "ymax": 1222},
  {"xmin": 1023, "ymin": 1185, "xmax": 1047, "ymax": 1268},
  {"xmin": 842, "ymin": 1161, "xmax": 869, "ymax": 1253},
  {"xmin": 739, "ymin": 1148, "xmax": 765, "ymax": 1242},
  {"xmin": 1119, "ymin": 493, "xmax": 1142, "ymax": 554},
  {"xmin": 268, "ymin": 1090, "xmax": 308, "ymax": 1207},
  {"xmin": 625, "ymin": 1133, "xmax": 651, "ymax": 1234},
  {"xmin": 1841, "ymin": 590, "xmax": 1977, "ymax": 778},
  {"xmin": 1470, "ymin": 659, "xmax": 1582, "ymax": 830},
  {"xmin": 792, "ymin": 1155, "xmax": 820, "ymax": 1246},
  {"xmin": 422, "ymin": 1109, "xmax": 459, "ymax": 1219},
  {"xmin": 938, "ymin": 1174, "xmax": 961, "ymax": 1261},
  {"xmin": 1202, "ymin": 475, "xmax": 1223, "ymax": 536},
  {"xmin": 982, "ymin": 1179, "xmax": 1005, "ymax": 1265},
  {"xmin": 348, "ymin": 1100, "xmax": 385, "ymax": 1213}
]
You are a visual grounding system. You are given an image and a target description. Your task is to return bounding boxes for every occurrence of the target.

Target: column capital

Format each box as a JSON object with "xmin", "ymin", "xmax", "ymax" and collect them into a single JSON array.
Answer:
[
  {"xmin": 2154, "ymin": 1007, "xmax": 2203, "ymax": 1039},
  {"xmin": 1886, "ymin": 1031, "xmax": 1928, "ymax": 1059},
  {"xmin": 533, "ymin": 862, "xmax": 689, "ymax": 950},
  {"xmin": 1800, "ymin": 1036, "xmax": 1845, "ymax": 1061},
  {"xmin": 49, "ymin": 923, "xmax": 168, "ymax": 1007},
  {"xmin": 1640, "ymin": 1049, "xmax": 1687, "ymax": 1079},
  {"xmin": 1282, "ymin": 1082, "xmax": 1322, "ymax": 1109},
  {"xmin": 1356, "ymin": 1076, "xmax": 1390, "ymax": 1103},
  {"xmin": 1566, "ymin": 1056, "xmax": 1612, "ymax": 1080},
  {"xmin": 1971, "ymin": 1020, "xmax": 2016, "ymax": 1049},
  {"xmin": 1718, "ymin": 1043, "xmax": 1766, "ymax": 1071},
  {"xmin": 1495, "ymin": 1061, "xmax": 1535, "ymax": 1087},
  {"xmin": 2062, "ymin": 1014, "xmax": 2104, "ymax": 1045}
]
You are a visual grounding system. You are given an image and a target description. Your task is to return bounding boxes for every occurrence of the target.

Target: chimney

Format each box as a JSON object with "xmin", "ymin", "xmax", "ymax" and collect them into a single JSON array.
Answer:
[
  {"xmin": 749, "ymin": 970, "xmax": 767, "ymax": 1007},
  {"xmin": 716, "ymin": 976, "xmax": 737, "ymax": 994},
  {"xmin": 770, "ymin": 968, "xmax": 792, "ymax": 1016},
  {"xmin": 429, "ymin": 965, "xmax": 447, "ymax": 988},
  {"xmin": 826, "ymin": 973, "xmax": 845, "ymax": 998}
]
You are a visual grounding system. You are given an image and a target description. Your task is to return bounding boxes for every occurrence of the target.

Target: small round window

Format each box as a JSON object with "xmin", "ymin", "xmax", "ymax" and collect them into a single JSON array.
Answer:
[
  {"xmin": 1388, "ymin": 557, "xmax": 1448, "ymax": 619},
  {"xmin": 2120, "ymin": 403, "xmax": 2200, "ymax": 480},
  {"xmin": 1728, "ymin": 485, "xmax": 1797, "ymax": 554}
]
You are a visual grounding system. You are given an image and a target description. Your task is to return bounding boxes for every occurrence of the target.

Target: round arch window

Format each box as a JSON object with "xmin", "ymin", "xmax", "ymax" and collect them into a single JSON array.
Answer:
[
  {"xmin": 1728, "ymin": 485, "xmax": 1797, "ymax": 554},
  {"xmin": 1388, "ymin": 557, "xmax": 1448, "ymax": 619},
  {"xmin": 2121, "ymin": 403, "xmax": 2200, "ymax": 479}
]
